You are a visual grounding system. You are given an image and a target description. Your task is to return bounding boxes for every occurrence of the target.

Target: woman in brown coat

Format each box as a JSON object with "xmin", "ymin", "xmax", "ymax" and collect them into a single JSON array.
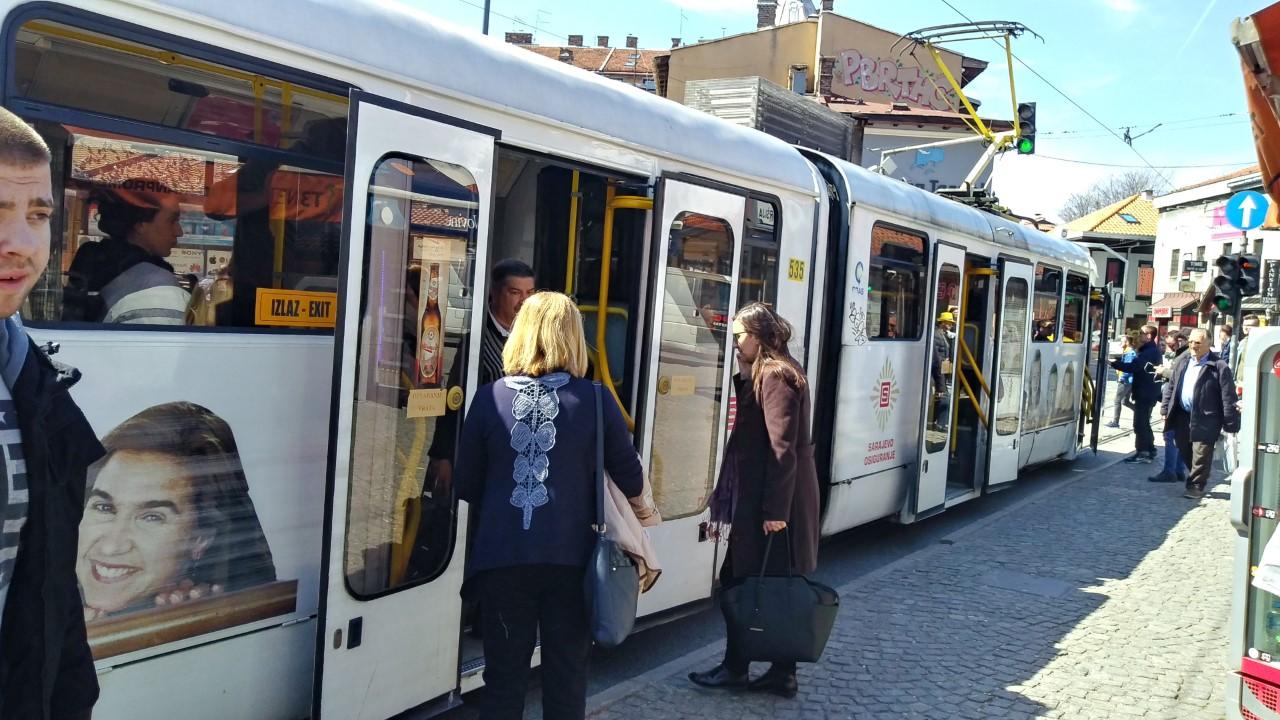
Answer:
[{"xmin": 688, "ymin": 303, "xmax": 820, "ymax": 698}]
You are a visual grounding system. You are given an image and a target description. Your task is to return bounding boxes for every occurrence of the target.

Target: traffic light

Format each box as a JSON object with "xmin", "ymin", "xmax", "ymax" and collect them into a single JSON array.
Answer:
[
  {"xmin": 1239, "ymin": 253, "xmax": 1261, "ymax": 297},
  {"xmin": 1016, "ymin": 102, "xmax": 1036, "ymax": 155},
  {"xmin": 1214, "ymin": 254, "xmax": 1242, "ymax": 315}
]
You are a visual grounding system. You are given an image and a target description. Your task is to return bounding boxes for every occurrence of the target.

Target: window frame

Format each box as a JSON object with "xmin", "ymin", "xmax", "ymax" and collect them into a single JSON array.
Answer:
[
  {"xmin": 867, "ymin": 220, "xmax": 929, "ymax": 342},
  {"xmin": 1062, "ymin": 271, "xmax": 1089, "ymax": 344},
  {"xmin": 1032, "ymin": 262, "xmax": 1064, "ymax": 344},
  {"xmin": 4, "ymin": 4, "xmax": 355, "ymax": 335}
]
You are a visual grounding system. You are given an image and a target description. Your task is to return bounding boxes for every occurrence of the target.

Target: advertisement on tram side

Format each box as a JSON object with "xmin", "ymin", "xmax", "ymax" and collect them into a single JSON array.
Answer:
[{"xmin": 31, "ymin": 331, "xmax": 331, "ymax": 662}]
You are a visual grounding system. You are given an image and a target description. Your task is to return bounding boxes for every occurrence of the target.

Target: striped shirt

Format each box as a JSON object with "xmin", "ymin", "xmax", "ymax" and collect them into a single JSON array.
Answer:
[
  {"xmin": 479, "ymin": 312, "xmax": 511, "ymax": 387},
  {"xmin": 0, "ymin": 381, "xmax": 26, "ymax": 626}
]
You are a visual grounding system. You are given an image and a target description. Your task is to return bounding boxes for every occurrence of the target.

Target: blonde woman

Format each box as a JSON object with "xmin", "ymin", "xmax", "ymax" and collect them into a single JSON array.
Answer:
[{"xmin": 455, "ymin": 291, "xmax": 643, "ymax": 720}]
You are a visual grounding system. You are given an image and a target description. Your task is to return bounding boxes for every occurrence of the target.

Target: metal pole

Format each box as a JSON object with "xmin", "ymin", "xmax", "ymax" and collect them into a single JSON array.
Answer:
[{"xmin": 482, "ymin": 0, "xmax": 492, "ymax": 34}]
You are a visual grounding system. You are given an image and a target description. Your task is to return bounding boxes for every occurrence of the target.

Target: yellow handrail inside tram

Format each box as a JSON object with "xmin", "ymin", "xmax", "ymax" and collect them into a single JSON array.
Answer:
[
  {"xmin": 596, "ymin": 187, "xmax": 652, "ymax": 432},
  {"xmin": 565, "ymin": 171, "xmax": 581, "ymax": 295}
]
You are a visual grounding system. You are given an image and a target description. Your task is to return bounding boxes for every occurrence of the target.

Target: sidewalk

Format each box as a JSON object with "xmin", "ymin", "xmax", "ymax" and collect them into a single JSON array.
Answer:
[{"xmin": 587, "ymin": 438, "xmax": 1234, "ymax": 720}]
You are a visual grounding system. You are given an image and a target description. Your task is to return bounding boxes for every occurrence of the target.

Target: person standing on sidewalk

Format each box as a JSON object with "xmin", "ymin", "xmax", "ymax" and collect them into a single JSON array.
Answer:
[
  {"xmin": 1106, "ymin": 334, "xmax": 1135, "ymax": 429},
  {"xmin": 1150, "ymin": 329, "xmax": 1190, "ymax": 484},
  {"xmin": 454, "ymin": 292, "xmax": 644, "ymax": 720},
  {"xmin": 1111, "ymin": 324, "xmax": 1163, "ymax": 464},
  {"xmin": 0, "ymin": 107, "xmax": 107, "ymax": 720},
  {"xmin": 689, "ymin": 303, "xmax": 820, "ymax": 699},
  {"xmin": 1161, "ymin": 328, "xmax": 1239, "ymax": 500}
]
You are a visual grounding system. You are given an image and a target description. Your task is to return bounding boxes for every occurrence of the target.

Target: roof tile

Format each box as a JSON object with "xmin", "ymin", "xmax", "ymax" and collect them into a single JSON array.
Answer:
[{"xmin": 1062, "ymin": 193, "xmax": 1157, "ymax": 237}]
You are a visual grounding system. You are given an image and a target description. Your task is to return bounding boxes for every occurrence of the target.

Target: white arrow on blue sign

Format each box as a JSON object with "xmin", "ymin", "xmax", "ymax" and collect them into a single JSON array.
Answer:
[{"xmin": 1225, "ymin": 190, "xmax": 1270, "ymax": 231}]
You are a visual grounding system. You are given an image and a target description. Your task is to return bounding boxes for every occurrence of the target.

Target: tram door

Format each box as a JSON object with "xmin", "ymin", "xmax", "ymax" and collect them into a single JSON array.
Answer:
[
  {"xmin": 988, "ymin": 259, "xmax": 1034, "ymax": 488},
  {"xmin": 905, "ymin": 241, "xmax": 965, "ymax": 520},
  {"xmin": 316, "ymin": 94, "xmax": 495, "ymax": 719},
  {"xmin": 637, "ymin": 179, "xmax": 745, "ymax": 614}
]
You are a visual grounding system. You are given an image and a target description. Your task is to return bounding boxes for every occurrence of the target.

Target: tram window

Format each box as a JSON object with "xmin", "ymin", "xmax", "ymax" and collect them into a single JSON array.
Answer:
[
  {"xmin": 926, "ymin": 263, "xmax": 961, "ymax": 453},
  {"xmin": 652, "ymin": 212, "xmax": 734, "ymax": 521},
  {"xmin": 344, "ymin": 155, "xmax": 480, "ymax": 597},
  {"xmin": 13, "ymin": 19, "xmax": 348, "ymax": 163},
  {"xmin": 737, "ymin": 198, "xmax": 779, "ymax": 307},
  {"xmin": 868, "ymin": 223, "xmax": 927, "ymax": 340},
  {"xmin": 1062, "ymin": 273, "xmax": 1088, "ymax": 343},
  {"xmin": 996, "ymin": 278, "xmax": 1029, "ymax": 435},
  {"xmin": 22, "ymin": 124, "xmax": 343, "ymax": 328},
  {"xmin": 1032, "ymin": 263, "xmax": 1062, "ymax": 343}
]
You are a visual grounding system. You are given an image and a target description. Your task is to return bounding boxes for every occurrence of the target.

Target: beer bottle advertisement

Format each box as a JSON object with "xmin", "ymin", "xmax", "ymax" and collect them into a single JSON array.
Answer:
[{"xmin": 419, "ymin": 262, "xmax": 444, "ymax": 387}]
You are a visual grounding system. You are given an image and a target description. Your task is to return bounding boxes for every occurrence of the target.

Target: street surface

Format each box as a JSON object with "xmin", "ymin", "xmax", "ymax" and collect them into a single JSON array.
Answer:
[{"xmin": 439, "ymin": 395, "xmax": 1237, "ymax": 719}]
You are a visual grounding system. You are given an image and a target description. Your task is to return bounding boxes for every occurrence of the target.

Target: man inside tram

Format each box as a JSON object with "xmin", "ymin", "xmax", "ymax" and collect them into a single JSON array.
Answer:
[
  {"xmin": 62, "ymin": 179, "xmax": 191, "ymax": 325},
  {"xmin": 930, "ymin": 311, "xmax": 955, "ymax": 431}
]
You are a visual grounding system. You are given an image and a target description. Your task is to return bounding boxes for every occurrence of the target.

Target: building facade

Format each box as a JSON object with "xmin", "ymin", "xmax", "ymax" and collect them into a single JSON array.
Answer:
[
  {"xmin": 1151, "ymin": 166, "xmax": 1278, "ymax": 333},
  {"xmin": 504, "ymin": 32, "xmax": 661, "ymax": 92},
  {"xmin": 659, "ymin": 2, "xmax": 1005, "ymax": 192}
]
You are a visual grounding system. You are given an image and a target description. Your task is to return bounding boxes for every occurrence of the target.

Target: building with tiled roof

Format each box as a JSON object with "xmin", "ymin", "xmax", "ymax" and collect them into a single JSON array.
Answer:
[
  {"xmin": 1061, "ymin": 192, "xmax": 1158, "ymax": 330},
  {"xmin": 504, "ymin": 33, "xmax": 661, "ymax": 91}
]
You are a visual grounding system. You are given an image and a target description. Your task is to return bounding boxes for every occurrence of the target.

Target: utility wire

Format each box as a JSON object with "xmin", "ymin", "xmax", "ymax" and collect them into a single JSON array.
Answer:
[
  {"xmin": 1033, "ymin": 154, "xmax": 1256, "ymax": 169},
  {"xmin": 450, "ymin": 0, "xmax": 569, "ymax": 41},
  {"xmin": 934, "ymin": 0, "xmax": 1175, "ymax": 186}
]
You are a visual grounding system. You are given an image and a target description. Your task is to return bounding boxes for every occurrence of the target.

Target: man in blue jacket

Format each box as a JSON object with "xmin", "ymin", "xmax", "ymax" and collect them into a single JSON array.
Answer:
[
  {"xmin": 1161, "ymin": 328, "xmax": 1238, "ymax": 500},
  {"xmin": 1111, "ymin": 324, "xmax": 1163, "ymax": 464}
]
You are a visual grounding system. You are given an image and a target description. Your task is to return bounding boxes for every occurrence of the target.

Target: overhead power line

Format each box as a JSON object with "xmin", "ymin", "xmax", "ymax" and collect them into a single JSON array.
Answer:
[
  {"xmin": 933, "ymin": 0, "xmax": 1176, "ymax": 186},
  {"xmin": 450, "ymin": 0, "xmax": 569, "ymax": 42},
  {"xmin": 1033, "ymin": 155, "xmax": 1255, "ymax": 169}
]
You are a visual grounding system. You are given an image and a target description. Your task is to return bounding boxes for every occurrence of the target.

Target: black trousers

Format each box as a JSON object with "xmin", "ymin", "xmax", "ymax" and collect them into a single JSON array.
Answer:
[
  {"xmin": 477, "ymin": 565, "xmax": 591, "ymax": 720},
  {"xmin": 719, "ymin": 548, "xmax": 796, "ymax": 677},
  {"xmin": 1132, "ymin": 399, "xmax": 1156, "ymax": 454},
  {"xmin": 1170, "ymin": 416, "xmax": 1216, "ymax": 491}
]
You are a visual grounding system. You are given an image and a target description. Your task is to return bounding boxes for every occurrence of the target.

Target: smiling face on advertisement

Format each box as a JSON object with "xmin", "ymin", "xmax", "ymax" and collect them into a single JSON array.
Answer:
[{"xmin": 77, "ymin": 450, "xmax": 213, "ymax": 616}]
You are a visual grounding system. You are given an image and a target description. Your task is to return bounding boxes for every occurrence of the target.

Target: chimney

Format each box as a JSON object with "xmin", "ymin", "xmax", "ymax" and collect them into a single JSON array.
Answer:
[
  {"xmin": 821, "ymin": 0, "xmax": 834, "ymax": 10},
  {"xmin": 757, "ymin": 1, "xmax": 777, "ymax": 29},
  {"xmin": 504, "ymin": 32, "xmax": 533, "ymax": 45},
  {"xmin": 597, "ymin": 35, "xmax": 609, "ymax": 47},
  {"xmin": 818, "ymin": 55, "xmax": 836, "ymax": 96},
  {"xmin": 671, "ymin": 37, "xmax": 681, "ymax": 48},
  {"xmin": 568, "ymin": 34, "xmax": 583, "ymax": 47},
  {"xmin": 625, "ymin": 35, "xmax": 638, "ymax": 48},
  {"xmin": 1141, "ymin": 189, "xmax": 1154, "ymax": 201}
]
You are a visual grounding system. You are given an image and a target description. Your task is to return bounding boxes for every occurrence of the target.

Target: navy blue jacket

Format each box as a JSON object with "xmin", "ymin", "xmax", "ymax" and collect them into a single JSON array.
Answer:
[
  {"xmin": 455, "ymin": 374, "xmax": 643, "ymax": 591},
  {"xmin": 1161, "ymin": 351, "xmax": 1239, "ymax": 443},
  {"xmin": 1111, "ymin": 340, "xmax": 1162, "ymax": 404}
]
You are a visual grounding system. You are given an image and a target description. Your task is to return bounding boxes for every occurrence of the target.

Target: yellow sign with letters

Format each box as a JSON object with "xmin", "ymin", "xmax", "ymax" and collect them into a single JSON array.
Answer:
[{"xmin": 255, "ymin": 289, "xmax": 338, "ymax": 329}]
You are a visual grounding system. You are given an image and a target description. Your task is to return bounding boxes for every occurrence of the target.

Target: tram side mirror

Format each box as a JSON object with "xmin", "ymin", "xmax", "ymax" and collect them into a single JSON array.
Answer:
[{"xmin": 1111, "ymin": 289, "xmax": 1125, "ymax": 321}]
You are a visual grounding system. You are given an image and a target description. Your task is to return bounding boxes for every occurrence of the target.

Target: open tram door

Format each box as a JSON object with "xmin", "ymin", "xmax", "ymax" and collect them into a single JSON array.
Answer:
[
  {"xmin": 902, "ymin": 241, "xmax": 966, "ymax": 521},
  {"xmin": 987, "ymin": 258, "xmax": 1034, "ymax": 489},
  {"xmin": 636, "ymin": 178, "xmax": 745, "ymax": 614},
  {"xmin": 314, "ymin": 93, "xmax": 496, "ymax": 719}
]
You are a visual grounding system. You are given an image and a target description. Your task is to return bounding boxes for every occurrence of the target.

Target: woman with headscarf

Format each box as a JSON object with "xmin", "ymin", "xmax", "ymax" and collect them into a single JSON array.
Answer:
[{"xmin": 689, "ymin": 302, "xmax": 820, "ymax": 699}]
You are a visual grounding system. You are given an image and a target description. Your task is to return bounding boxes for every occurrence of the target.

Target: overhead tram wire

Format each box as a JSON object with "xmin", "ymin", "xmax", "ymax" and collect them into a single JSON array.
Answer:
[
  {"xmin": 450, "ymin": 0, "xmax": 570, "ymax": 42},
  {"xmin": 933, "ymin": 0, "xmax": 1175, "ymax": 187},
  {"xmin": 1034, "ymin": 155, "xmax": 1256, "ymax": 169}
]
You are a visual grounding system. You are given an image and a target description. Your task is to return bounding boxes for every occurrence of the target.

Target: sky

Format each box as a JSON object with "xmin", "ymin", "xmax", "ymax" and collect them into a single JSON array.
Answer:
[{"xmin": 410, "ymin": 0, "xmax": 1264, "ymax": 221}]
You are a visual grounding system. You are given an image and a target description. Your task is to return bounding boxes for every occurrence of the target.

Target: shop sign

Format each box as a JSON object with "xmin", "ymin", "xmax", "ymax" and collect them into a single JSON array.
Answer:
[
  {"xmin": 1152, "ymin": 306, "xmax": 1173, "ymax": 319},
  {"xmin": 1264, "ymin": 260, "xmax": 1280, "ymax": 302}
]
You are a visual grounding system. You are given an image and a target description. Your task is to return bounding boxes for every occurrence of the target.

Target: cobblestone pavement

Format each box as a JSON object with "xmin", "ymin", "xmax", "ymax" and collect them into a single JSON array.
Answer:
[{"xmin": 587, "ymin": 439, "xmax": 1234, "ymax": 720}]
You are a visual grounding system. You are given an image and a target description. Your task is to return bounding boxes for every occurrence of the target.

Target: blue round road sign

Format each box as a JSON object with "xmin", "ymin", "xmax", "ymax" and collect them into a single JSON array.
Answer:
[{"xmin": 1225, "ymin": 190, "xmax": 1270, "ymax": 231}]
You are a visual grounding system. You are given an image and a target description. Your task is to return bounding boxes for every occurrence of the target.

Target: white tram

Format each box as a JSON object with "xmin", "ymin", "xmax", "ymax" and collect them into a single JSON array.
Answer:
[{"xmin": 1, "ymin": 1, "xmax": 1108, "ymax": 717}]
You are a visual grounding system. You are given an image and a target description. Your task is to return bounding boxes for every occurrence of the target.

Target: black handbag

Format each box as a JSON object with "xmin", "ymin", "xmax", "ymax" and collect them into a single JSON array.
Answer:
[
  {"xmin": 721, "ymin": 532, "xmax": 839, "ymax": 663},
  {"xmin": 582, "ymin": 381, "xmax": 639, "ymax": 648}
]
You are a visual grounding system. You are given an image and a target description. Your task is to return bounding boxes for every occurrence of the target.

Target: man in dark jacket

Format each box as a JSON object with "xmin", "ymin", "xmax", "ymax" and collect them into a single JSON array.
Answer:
[
  {"xmin": 1162, "ymin": 328, "xmax": 1238, "ymax": 500},
  {"xmin": 1150, "ymin": 329, "xmax": 1190, "ymax": 483},
  {"xmin": 0, "ymin": 108, "xmax": 105, "ymax": 719},
  {"xmin": 1111, "ymin": 324, "xmax": 1163, "ymax": 463}
]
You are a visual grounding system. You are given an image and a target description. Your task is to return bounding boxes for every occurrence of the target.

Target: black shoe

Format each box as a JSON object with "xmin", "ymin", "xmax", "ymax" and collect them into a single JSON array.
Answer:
[
  {"xmin": 1183, "ymin": 485, "xmax": 1206, "ymax": 500},
  {"xmin": 1122, "ymin": 453, "xmax": 1150, "ymax": 464},
  {"xmin": 748, "ymin": 667, "xmax": 798, "ymax": 699},
  {"xmin": 1148, "ymin": 472, "xmax": 1177, "ymax": 483},
  {"xmin": 689, "ymin": 664, "xmax": 748, "ymax": 690}
]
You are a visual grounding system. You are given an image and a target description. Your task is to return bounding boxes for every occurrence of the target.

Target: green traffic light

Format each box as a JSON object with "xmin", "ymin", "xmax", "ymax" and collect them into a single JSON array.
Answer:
[
  {"xmin": 1216, "ymin": 298, "xmax": 1234, "ymax": 313},
  {"xmin": 1017, "ymin": 137, "xmax": 1035, "ymax": 154}
]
